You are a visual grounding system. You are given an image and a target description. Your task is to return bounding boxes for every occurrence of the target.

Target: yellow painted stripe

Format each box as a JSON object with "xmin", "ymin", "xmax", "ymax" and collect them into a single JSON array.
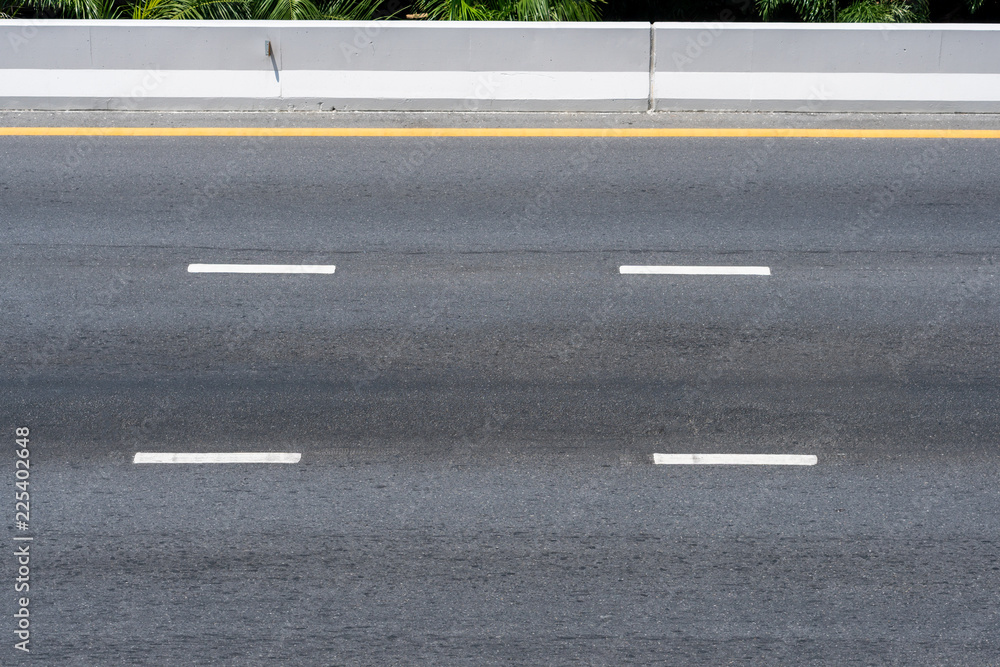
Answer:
[{"xmin": 1, "ymin": 127, "xmax": 1000, "ymax": 138}]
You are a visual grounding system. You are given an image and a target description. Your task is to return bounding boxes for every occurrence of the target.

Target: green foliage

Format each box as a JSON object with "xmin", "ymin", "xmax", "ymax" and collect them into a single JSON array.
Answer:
[
  {"xmin": 416, "ymin": 0, "xmax": 501, "ymax": 19},
  {"xmin": 248, "ymin": 0, "xmax": 339, "ymax": 19},
  {"xmin": 0, "ymin": 0, "xmax": 22, "ymax": 16},
  {"xmin": 1, "ymin": 0, "xmax": 990, "ymax": 22},
  {"xmin": 14, "ymin": 0, "xmax": 381, "ymax": 18},
  {"xmin": 757, "ymin": 0, "xmax": 828, "ymax": 20},
  {"xmin": 321, "ymin": 0, "xmax": 384, "ymax": 19},
  {"xmin": 414, "ymin": 0, "xmax": 604, "ymax": 20},
  {"xmin": 6, "ymin": 0, "xmax": 603, "ymax": 17},
  {"xmin": 757, "ymin": 0, "xmax": 931, "ymax": 21},
  {"xmin": 130, "ymin": 0, "xmax": 246, "ymax": 19},
  {"xmin": 516, "ymin": 0, "xmax": 604, "ymax": 20},
  {"xmin": 22, "ymin": 0, "xmax": 119, "ymax": 17},
  {"xmin": 838, "ymin": 0, "xmax": 927, "ymax": 21}
]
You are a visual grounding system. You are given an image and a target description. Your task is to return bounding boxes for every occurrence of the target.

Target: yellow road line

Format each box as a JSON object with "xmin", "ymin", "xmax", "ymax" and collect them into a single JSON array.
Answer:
[{"xmin": 1, "ymin": 127, "xmax": 999, "ymax": 138}]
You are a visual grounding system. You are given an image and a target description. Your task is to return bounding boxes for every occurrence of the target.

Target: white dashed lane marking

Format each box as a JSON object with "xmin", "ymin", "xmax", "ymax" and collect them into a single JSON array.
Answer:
[
  {"xmin": 620, "ymin": 266, "xmax": 771, "ymax": 275},
  {"xmin": 133, "ymin": 453, "xmax": 301, "ymax": 464},
  {"xmin": 653, "ymin": 454, "xmax": 817, "ymax": 465},
  {"xmin": 188, "ymin": 264, "xmax": 336, "ymax": 274}
]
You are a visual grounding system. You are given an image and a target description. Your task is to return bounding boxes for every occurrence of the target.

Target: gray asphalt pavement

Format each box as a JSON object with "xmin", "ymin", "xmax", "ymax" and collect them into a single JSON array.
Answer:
[{"xmin": 2, "ymin": 113, "xmax": 1000, "ymax": 664}]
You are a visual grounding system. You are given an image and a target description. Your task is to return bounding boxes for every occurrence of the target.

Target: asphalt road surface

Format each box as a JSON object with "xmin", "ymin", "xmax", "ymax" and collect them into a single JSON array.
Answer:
[{"xmin": 2, "ymin": 113, "xmax": 999, "ymax": 664}]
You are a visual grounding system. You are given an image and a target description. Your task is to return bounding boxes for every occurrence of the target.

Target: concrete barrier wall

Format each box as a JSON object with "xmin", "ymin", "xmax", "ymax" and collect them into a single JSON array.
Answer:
[
  {"xmin": 0, "ymin": 20, "xmax": 652, "ymax": 111},
  {"xmin": 3, "ymin": 20, "xmax": 1000, "ymax": 113},
  {"xmin": 653, "ymin": 23, "xmax": 1000, "ymax": 112}
]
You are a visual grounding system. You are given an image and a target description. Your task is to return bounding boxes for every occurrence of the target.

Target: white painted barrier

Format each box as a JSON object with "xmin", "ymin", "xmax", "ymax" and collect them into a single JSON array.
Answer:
[
  {"xmin": 2, "ymin": 20, "xmax": 1000, "ymax": 112},
  {"xmin": 0, "ymin": 20, "xmax": 651, "ymax": 111},
  {"xmin": 653, "ymin": 23, "xmax": 1000, "ymax": 112}
]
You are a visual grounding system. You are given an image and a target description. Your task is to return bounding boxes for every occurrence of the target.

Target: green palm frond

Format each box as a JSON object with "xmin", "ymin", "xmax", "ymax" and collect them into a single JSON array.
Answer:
[
  {"xmin": 248, "ymin": 0, "xmax": 325, "ymax": 18},
  {"xmin": 758, "ymin": 0, "xmax": 832, "ymax": 21},
  {"xmin": 516, "ymin": 0, "xmax": 603, "ymax": 20},
  {"xmin": 514, "ymin": 0, "xmax": 548, "ymax": 19},
  {"xmin": 130, "ymin": 0, "xmax": 167, "ymax": 18},
  {"xmin": 759, "ymin": 0, "xmax": 928, "ymax": 21},
  {"xmin": 16, "ymin": 0, "xmax": 382, "ymax": 17},
  {"xmin": 416, "ymin": 0, "xmax": 502, "ymax": 20},
  {"xmin": 417, "ymin": 0, "xmax": 602, "ymax": 20},
  {"xmin": 756, "ymin": 0, "xmax": 780, "ymax": 20},
  {"xmin": 22, "ymin": 0, "xmax": 114, "ymax": 18},
  {"xmin": 837, "ymin": 0, "xmax": 928, "ymax": 21},
  {"xmin": 320, "ymin": 0, "xmax": 383, "ymax": 19},
  {"xmin": 130, "ymin": 0, "xmax": 249, "ymax": 19},
  {"xmin": 553, "ymin": 0, "xmax": 604, "ymax": 20},
  {"xmin": 0, "ymin": 0, "xmax": 23, "ymax": 17}
]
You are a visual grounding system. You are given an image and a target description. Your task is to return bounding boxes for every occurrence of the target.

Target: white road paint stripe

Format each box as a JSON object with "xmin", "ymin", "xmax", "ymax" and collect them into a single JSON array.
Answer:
[
  {"xmin": 133, "ymin": 452, "xmax": 301, "ymax": 464},
  {"xmin": 188, "ymin": 264, "xmax": 335, "ymax": 274},
  {"xmin": 620, "ymin": 265, "xmax": 771, "ymax": 275},
  {"xmin": 653, "ymin": 454, "xmax": 817, "ymax": 465}
]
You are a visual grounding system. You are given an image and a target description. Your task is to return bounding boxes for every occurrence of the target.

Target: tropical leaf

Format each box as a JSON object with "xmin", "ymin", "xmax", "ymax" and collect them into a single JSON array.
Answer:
[
  {"xmin": 758, "ymin": 0, "xmax": 832, "ymax": 21},
  {"xmin": 759, "ymin": 0, "xmax": 928, "ymax": 21},
  {"xmin": 417, "ymin": 0, "xmax": 602, "ymax": 20},
  {"xmin": 0, "ymin": 0, "xmax": 23, "ymax": 17},
  {"xmin": 21, "ymin": 0, "xmax": 115, "ymax": 18},
  {"xmin": 320, "ymin": 0, "xmax": 383, "ymax": 19},
  {"xmin": 416, "ymin": 0, "xmax": 501, "ymax": 20},
  {"xmin": 519, "ymin": 0, "xmax": 603, "ymax": 20},
  {"xmin": 131, "ymin": 0, "xmax": 381, "ymax": 18},
  {"xmin": 556, "ymin": 0, "xmax": 604, "ymax": 20},
  {"xmin": 248, "ymin": 0, "xmax": 324, "ymax": 19},
  {"xmin": 837, "ymin": 0, "xmax": 927, "ymax": 21},
  {"xmin": 130, "ymin": 0, "xmax": 249, "ymax": 19}
]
